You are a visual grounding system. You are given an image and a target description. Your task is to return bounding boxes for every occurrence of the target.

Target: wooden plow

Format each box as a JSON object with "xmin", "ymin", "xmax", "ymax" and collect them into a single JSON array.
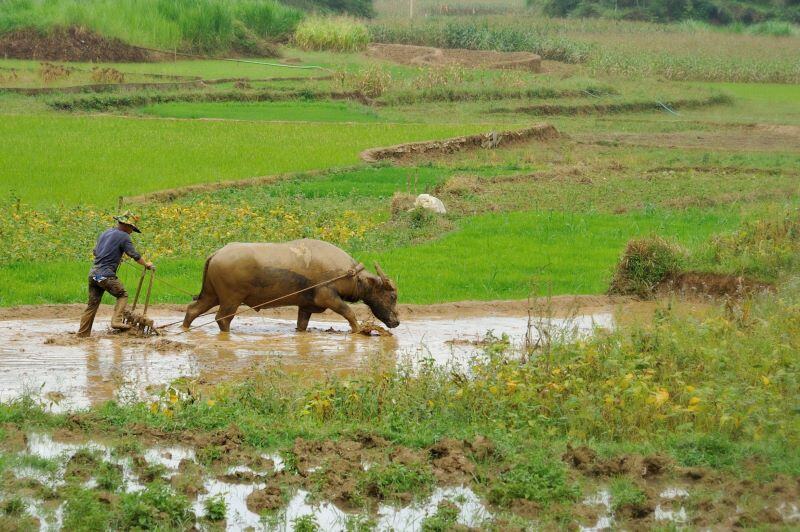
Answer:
[{"xmin": 124, "ymin": 268, "xmax": 160, "ymax": 336}]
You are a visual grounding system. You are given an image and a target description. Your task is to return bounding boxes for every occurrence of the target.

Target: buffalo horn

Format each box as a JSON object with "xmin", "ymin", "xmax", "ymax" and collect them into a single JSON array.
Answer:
[{"xmin": 374, "ymin": 262, "xmax": 389, "ymax": 283}]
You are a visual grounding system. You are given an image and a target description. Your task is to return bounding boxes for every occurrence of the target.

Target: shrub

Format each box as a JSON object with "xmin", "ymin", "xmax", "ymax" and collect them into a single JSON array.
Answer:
[
  {"xmin": 293, "ymin": 16, "xmax": 370, "ymax": 51},
  {"xmin": 608, "ymin": 236, "xmax": 686, "ymax": 297}
]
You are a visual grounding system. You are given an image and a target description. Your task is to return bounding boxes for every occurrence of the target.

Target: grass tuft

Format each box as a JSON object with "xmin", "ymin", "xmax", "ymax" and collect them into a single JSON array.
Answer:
[{"xmin": 608, "ymin": 237, "xmax": 686, "ymax": 297}]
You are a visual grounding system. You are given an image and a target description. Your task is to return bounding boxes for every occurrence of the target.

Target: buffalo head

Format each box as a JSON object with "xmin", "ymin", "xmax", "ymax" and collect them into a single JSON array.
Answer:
[{"xmin": 362, "ymin": 262, "xmax": 400, "ymax": 328}]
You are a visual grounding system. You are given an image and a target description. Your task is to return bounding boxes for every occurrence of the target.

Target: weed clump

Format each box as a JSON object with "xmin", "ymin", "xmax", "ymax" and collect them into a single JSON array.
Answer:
[
  {"xmin": 488, "ymin": 450, "xmax": 579, "ymax": 507},
  {"xmin": 421, "ymin": 501, "xmax": 460, "ymax": 531},
  {"xmin": 358, "ymin": 462, "xmax": 435, "ymax": 502},
  {"xmin": 204, "ymin": 494, "xmax": 227, "ymax": 521},
  {"xmin": 704, "ymin": 212, "xmax": 800, "ymax": 281},
  {"xmin": 334, "ymin": 65, "xmax": 392, "ymax": 98},
  {"xmin": 117, "ymin": 483, "xmax": 194, "ymax": 529},
  {"xmin": 39, "ymin": 62, "xmax": 71, "ymax": 83},
  {"xmin": 90, "ymin": 67, "xmax": 125, "ymax": 84},
  {"xmin": 608, "ymin": 236, "xmax": 686, "ymax": 297},
  {"xmin": 389, "ymin": 192, "xmax": 416, "ymax": 216}
]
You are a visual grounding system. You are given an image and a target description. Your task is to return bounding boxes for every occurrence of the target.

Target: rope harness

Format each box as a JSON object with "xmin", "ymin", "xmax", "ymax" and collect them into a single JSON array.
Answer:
[{"xmin": 121, "ymin": 261, "xmax": 365, "ymax": 336}]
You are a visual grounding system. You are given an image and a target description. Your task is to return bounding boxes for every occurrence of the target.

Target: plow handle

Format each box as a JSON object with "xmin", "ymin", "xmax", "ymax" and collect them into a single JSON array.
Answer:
[
  {"xmin": 130, "ymin": 267, "xmax": 147, "ymax": 313},
  {"xmin": 142, "ymin": 269, "xmax": 155, "ymax": 317}
]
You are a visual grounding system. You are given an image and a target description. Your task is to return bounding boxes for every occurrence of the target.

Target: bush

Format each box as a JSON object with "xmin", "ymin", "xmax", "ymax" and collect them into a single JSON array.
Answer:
[
  {"xmin": 608, "ymin": 237, "xmax": 685, "ymax": 297},
  {"xmin": 293, "ymin": 16, "xmax": 370, "ymax": 51}
]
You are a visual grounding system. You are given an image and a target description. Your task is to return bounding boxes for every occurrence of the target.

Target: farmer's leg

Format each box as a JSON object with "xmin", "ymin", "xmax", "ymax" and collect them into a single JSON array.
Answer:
[
  {"xmin": 77, "ymin": 278, "xmax": 105, "ymax": 337},
  {"xmin": 100, "ymin": 277, "xmax": 130, "ymax": 330}
]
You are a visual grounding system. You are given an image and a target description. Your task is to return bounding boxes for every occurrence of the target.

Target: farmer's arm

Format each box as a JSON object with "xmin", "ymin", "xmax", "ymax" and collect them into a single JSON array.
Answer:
[{"xmin": 123, "ymin": 236, "xmax": 155, "ymax": 270}]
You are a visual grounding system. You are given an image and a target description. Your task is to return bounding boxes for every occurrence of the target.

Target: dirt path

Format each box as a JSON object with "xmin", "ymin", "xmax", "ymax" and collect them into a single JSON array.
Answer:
[
  {"xmin": 578, "ymin": 123, "xmax": 800, "ymax": 152},
  {"xmin": 366, "ymin": 43, "xmax": 542, "ymax": 72}
]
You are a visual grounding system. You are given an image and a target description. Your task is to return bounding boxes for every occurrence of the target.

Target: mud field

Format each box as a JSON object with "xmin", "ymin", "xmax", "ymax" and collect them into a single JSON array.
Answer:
[
  {"xmin": 0, "ymin": 297, "xmax": 669, "ymax": 411},
  {"xmin": 366, "ymin": 43, "xmax": 542, "ymax": 72},
  {"xmin": 0, "ymin": 27, "xmax": 151, "ymax": 62}
]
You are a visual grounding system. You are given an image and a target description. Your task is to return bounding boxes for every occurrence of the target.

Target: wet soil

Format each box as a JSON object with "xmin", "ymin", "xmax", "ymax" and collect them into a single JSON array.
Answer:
[
  {"xmin": 0, "ymin": 27, "xmax": 151, "ymax": 63},
  {"xmin": 658, "ymin": 271, "xmax": 774, "ymax": 298},
  {"xmin": 0, "ymin": 295, "xmax": 632, "ymax": 322},
  {"xmin": 563, "ymin": 445, "xmax": 672, "ymax": 478},
  {"xmin": 367, "ymin": 43, "xmax": 542, "ymax": 72},
  {"xmin": 360, "ymin": 123, "xmax": 560, "ymax": 163},
  {"xmin": 0, "ymin": 296, "xmax": 696, "ymax": 409}
]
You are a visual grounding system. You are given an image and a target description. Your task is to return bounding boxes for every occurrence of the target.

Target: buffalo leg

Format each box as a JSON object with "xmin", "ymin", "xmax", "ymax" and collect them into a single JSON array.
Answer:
[
  {"xmin": 215, "ymin": 302, "xmax": 239, "ymax": 332},
  {"xmin": 296, "ymin": 308, "xmax": 312, "ymax": 332},
  {"xmin": 183, "ymin": 294, "xmax": 219, "ymax": 329},
  {"xmin": 318, "ymin": 291, "xmax": 360, "ymax": 333}
]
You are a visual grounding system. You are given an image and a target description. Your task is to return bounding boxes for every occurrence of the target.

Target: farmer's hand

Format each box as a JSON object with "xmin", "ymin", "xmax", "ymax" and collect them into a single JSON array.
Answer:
[{"xmin": 145, "ymin": 261, "xmax": 155, "ymax": 271}]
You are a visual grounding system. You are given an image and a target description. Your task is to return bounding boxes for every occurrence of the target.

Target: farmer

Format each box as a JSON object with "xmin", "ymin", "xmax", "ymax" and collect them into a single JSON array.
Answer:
[{"xmin": 77, "ymin": 211, "xmax": 155, "ymax": 337}]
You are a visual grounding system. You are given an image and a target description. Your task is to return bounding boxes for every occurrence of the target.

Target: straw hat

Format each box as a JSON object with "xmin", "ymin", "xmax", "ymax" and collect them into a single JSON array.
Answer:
[{"xmin": 113, "ymin": 210, "xmax": 142, "ymax": 233}]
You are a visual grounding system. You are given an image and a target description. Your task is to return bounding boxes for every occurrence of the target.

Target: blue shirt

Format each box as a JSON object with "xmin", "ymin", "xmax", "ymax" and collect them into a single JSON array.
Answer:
[{"xmin": 90, "ymin": 228, "xmax": 142, "ymax": 278}]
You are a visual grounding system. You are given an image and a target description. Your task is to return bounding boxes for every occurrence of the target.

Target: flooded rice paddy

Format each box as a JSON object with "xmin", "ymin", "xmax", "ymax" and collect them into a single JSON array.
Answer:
[{"xmin": 0, "ymin": 311, "xmax": 615, "ymax": 410}]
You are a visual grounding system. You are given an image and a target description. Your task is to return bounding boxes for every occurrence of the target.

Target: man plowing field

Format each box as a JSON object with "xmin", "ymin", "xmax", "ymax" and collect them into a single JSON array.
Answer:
[{"xmin": 77, "ymin": 211, "xmax": 155, "ymax": 337}]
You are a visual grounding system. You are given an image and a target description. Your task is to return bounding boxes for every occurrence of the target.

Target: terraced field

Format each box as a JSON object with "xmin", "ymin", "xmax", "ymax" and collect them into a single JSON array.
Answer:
[{"xmin": 1, "ymin": 9, "xmax": 799, "ymax": 531}]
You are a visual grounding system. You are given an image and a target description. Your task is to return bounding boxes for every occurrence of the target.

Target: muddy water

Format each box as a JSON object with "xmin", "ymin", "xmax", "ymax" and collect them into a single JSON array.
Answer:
[{"xmin": 0, "ymin": 311, "xmax": 616, "ymax": 410}]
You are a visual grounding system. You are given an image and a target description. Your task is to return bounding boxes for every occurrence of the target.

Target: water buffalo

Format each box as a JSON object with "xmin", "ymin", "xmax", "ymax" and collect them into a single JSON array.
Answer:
[{"xmin": 183, "ymin": 239, "xmax": 400, "ymax": 333}]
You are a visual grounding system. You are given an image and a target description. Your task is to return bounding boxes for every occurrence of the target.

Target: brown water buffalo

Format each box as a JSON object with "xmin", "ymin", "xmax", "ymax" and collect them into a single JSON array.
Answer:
[{"xmin": 183, "ymin": 239, "xmax": 400, "ymax": 333}]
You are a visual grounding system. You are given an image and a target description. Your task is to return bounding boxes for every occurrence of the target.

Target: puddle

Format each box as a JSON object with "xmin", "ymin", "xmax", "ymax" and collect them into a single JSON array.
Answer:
[
  {"xmin": 194, "ymin": 478, "xmax": 267, "ymax": 530},
  {"xmin": 580, "ymin": 489, "xmax": 613, "ymax": 531},
  {"xmin": 144, "ymin": 445, "xmax": 196, "ymax": 472},
  {"xmin": 0, "ymin": 312, "xmax": 612, "ymax": 410},
  {"xmin": 5, "ymin": 434, "xmax": 798, "ymax": 531},
  {"xmin": 378, "ymin": 486, "xmax": 492, "ymax": 530}
]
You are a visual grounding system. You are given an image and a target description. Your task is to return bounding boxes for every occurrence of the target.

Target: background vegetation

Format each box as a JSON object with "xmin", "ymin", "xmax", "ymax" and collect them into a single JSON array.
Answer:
[
  {"xmin": 0, "ymin": 0, "xmax": 304, "ymax": 53},
  {"xmin": 534, "ymin": 0, "xmax": 800, "ymax": 25}
]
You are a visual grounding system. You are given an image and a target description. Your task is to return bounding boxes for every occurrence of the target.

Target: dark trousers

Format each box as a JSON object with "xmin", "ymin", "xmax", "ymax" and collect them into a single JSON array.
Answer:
[{"xmin": 77, "ymin": 276, "xmax": 128, "ymax": 337}]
